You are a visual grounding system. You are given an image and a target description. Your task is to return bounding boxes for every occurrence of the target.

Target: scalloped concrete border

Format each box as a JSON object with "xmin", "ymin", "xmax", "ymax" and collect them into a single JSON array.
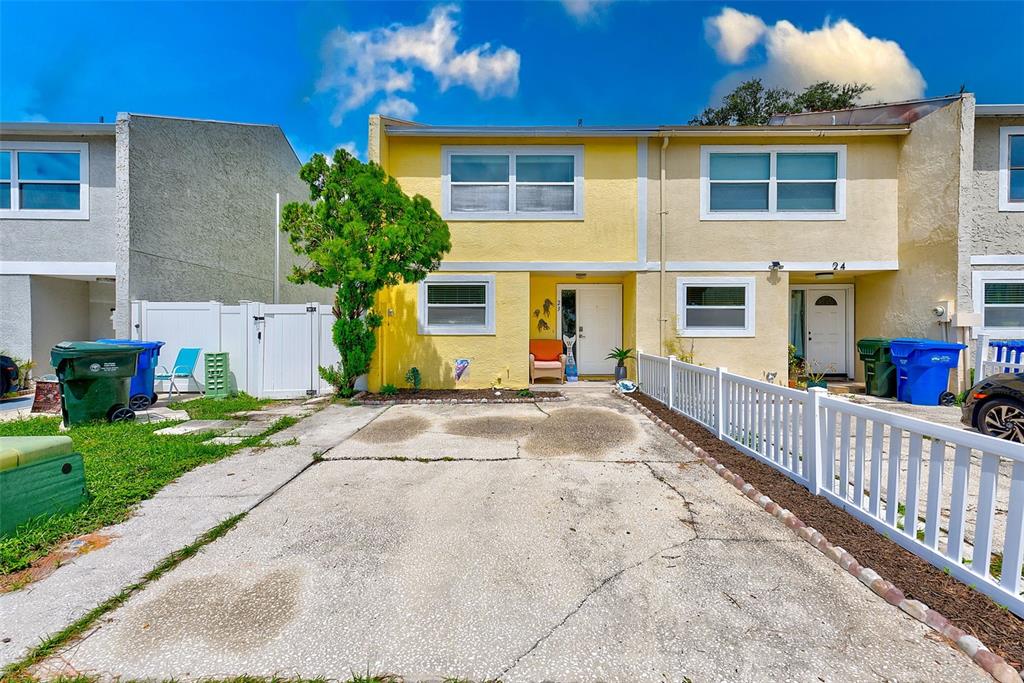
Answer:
[{"xmin": 616, "ymin": 389, "xmax": 1023, "ymax": 683}]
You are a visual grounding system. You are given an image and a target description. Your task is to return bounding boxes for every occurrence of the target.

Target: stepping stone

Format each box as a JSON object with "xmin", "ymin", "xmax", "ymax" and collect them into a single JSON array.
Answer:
[
  {"xmin": 203, "ymin": 435, "xmax": 247, "ymax": 445},
  {"xmin": 154, "ymin": 419, "xmax": 242, "ymax": 436},
  {"xmin": 222, "ymin": 422, "xmax": 271, "ymax": 437}
]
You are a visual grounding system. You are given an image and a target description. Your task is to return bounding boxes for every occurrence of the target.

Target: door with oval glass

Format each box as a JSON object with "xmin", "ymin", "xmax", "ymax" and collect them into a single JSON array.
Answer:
[
  {"xmin": 805, "ymin": 289, "xmax": 847, "ymax": 375},
  {"xmin": 557, "ymin": 284, "xmax": 622, "ymax": 375}
]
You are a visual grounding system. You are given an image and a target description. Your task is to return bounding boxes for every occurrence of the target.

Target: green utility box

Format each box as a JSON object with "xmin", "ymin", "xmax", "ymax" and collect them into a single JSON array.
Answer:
[
  {"xmin": 51, "ymin": 341, "xmax": 143, "ymax": 427},
  {"xmin": 0, "ymin": 436, "xmax": 86, "ymax": 536},
  {"xmin": 857, "ymin": 337, "xmax": 897, "ymax": 398},
  {"xmin": 203, "ymin": 352, "xmax": 231, "ymax": 399}
]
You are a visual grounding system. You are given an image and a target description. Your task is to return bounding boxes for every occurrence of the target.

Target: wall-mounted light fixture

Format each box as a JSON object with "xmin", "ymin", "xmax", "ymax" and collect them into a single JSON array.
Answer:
[
  {"xmin": 814, "ymin": 272, "xmax": 835, "ymax": 280},
  {"xmin": 769, "ymin": 261, "xmax": 784, "ymax": 274}
]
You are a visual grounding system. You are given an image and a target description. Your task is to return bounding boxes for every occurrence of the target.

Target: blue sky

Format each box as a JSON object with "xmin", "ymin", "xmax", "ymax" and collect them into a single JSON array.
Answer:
[{"xmin": 2, "ymin": 1, "xmax": 1022, "ymax": 160}]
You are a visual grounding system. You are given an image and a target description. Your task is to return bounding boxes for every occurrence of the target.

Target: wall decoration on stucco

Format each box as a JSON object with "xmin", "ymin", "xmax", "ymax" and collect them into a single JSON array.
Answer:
[
  {"xmin": 534, "ymin": 298, "xmax": 556, "ymax": 334},
  {"xmin": 453, "ymin": 358, "xmax": 470, "ymax": 382}
]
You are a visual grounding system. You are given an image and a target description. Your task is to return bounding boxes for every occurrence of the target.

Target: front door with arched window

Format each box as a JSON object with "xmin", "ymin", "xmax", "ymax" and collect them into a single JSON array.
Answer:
[{"xmin": 805, "ymin": 290, "xmax": 847, "ymax": 375}]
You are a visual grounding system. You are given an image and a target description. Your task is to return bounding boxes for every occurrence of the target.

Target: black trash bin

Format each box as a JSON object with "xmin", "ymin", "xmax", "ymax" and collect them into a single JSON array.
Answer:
[{"xmin": 856, "ymin": 338, "xmax": 897, "ymax": 398}]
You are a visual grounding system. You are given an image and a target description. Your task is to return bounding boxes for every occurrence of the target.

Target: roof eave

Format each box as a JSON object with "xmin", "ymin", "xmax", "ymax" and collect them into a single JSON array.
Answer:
[{"xmin": 0, "ymin": 122, "xmax": 116, "ymax": 136}]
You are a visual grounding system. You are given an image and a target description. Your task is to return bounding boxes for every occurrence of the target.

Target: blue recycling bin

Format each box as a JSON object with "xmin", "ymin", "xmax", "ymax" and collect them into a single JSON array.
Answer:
[
  {"xmin": 889, "ymin": 338, "xmax": 966, "ymax": 406},
  {"xmin": 97, "ymin": 339, "xmax": 165, "ymax": 410}
]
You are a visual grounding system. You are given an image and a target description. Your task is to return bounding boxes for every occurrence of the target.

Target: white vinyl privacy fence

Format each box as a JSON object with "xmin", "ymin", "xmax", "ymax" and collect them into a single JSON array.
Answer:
[
  {"xmin": 637, "ymin": 352, "xmax": 1024, "ymax": 617},
  {"xmin": 131, "ymin": 300, "xmax": 341, "ymax": 398}
]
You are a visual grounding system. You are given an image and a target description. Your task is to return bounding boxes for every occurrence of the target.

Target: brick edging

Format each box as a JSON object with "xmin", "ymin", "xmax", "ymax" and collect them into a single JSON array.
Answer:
[{"xmin": 615, "ymin": 389, "xmax": 1023, "ymax": 683}]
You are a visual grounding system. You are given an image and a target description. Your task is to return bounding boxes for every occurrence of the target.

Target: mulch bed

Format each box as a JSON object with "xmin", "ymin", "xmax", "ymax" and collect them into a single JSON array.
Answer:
[
  {"xmin": 632, "ymin": 391, "xmax": 1024, "ymax": 671},
  {"xmin": 356, "ymin": 388, "xmax": 566, "ymax": 404}
]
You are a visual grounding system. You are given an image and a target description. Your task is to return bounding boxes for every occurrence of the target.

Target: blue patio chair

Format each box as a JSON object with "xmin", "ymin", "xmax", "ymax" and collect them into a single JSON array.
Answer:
[{"xmin": 154, "ymin": 348, "xmax": 201, "ymax": 399}]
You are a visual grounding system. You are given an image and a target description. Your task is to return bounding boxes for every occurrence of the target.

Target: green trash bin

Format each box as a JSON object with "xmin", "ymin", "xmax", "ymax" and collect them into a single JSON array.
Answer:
[
  {"xmin": 51, "ymin": 341, "xmax": 143, "ymax": 427},
  {"xmin": 857, "ymin": 337, "xmax": 897, "ymax": 398},
  {"xmin": 0, "ymin": 436, "xmax": 86, "ymax": 536}
]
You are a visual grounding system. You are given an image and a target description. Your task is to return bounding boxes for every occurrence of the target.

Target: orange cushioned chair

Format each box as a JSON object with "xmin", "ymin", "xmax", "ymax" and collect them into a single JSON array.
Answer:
[{"xmin": 529, "ymin": 339, "xmax": 566, "ymax": 384}]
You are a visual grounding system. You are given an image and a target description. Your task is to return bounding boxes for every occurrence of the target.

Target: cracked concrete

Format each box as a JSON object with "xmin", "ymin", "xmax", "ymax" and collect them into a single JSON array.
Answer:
[{"xmin": 34, "ymin": 389, "xmax": 989, "ymax": 682}]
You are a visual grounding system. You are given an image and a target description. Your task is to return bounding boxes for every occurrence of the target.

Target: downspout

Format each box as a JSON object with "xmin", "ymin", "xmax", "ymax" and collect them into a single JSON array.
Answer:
[{"xmin": 659, "ymin": 136, "xmax": 669, "ymax": 353}]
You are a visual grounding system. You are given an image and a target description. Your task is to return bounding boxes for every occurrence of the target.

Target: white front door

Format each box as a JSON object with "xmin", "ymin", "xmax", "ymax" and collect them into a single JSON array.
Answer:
[
  {"xmin": 559, "ymin": 284, "xmax": 622, "ymax": 375},
  {"xmin": 805, "ymin": 289, "xmax": 847, "ymax": 375}
]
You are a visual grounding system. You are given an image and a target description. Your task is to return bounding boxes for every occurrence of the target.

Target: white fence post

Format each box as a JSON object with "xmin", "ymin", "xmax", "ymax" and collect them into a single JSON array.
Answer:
[
  {"xmin": 715, "ymin": 366, "xmax": 727, "ymax": 439},
  {"xmin": 667, "ymin": 355, "xmax": 677, "ymax": 409},
  {"xmin": 974, "ymin": 333, "xmax": 990, "ymax": 382},
  {"xmin": 804, "ymin": 387, "xmax": 827, "ymax": 496}
]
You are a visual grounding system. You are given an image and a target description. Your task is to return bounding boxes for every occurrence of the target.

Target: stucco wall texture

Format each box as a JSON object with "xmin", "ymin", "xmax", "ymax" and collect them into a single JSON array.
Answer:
[
  {"xmin": 645, "ymin": 135, "xmax": 900, "ymax": 264},
  {"xmin": 635, "ymin": 270, "xmax": 790, "ymax": 381},
  {"xmin": 0, "ymin": 134, "xmax": 117, "ymax": 263},
  {"xmin": 0, "ymin": 275, "xmax": 32, "ymax": 360},
  {"xmin": 855, "ymin": 99, "xmax": 964, "ymax": 346},
  {"xmin": 370, "ymin": 272, "xmax": 531, "ymax": 390},
  {"xmin": 118, "ymin": 115, "xmax": 331, "ymax": 331},
  {"xmin": 957, "ymin": 114, "xmax": 1024, "ymax": 309}
]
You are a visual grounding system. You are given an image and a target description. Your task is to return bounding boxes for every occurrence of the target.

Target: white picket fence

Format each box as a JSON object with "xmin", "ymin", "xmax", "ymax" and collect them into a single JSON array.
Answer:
[
  {"xmin": 975, "ymin": 333, "xmax": 1024, "ymax": 380},
  {"xmin": 130, "ymin": 300, "xmax": 342, "ymax": 398},
  {"xmin": 637, "ymin": 352, "xmax": 1024, "ymax": 617}
]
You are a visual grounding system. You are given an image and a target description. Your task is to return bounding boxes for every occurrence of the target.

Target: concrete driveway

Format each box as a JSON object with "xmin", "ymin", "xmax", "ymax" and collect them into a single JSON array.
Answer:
[{"xmin": 41, "ymin": 390, "xmax": 987, "ymax": 682}]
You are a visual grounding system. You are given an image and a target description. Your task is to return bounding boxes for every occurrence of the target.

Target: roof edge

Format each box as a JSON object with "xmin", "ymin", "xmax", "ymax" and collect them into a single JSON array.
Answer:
[{"xmin": 0, "ymin": 122, "xmax": 115, "ymax": 136}]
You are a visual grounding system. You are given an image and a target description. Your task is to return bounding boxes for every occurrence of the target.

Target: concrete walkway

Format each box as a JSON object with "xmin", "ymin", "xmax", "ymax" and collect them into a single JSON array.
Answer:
[
  {"xmin": 32, "ymin": 390, "xmax": 987, "ymax": 682},
  {"xmin": 0, "ymin": 402, "xmax": 385, "ymax": 668}
]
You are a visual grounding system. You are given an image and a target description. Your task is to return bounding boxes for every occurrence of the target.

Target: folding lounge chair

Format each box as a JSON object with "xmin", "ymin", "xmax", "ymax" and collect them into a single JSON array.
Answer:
[{"xmin": 154, "ymin": 347, "xmax": 201, "ymax": 399}]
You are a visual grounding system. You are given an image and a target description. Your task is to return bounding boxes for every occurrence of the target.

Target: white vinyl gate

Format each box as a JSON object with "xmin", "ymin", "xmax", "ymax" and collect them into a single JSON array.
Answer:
[{"xmin": 131, "ymin": 300, "xmax": 341, "ymax": 398}]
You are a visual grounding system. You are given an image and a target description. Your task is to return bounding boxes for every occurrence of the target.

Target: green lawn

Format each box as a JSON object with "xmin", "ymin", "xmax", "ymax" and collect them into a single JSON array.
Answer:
[
  {"xmin": 0, "ymin": 414, "xmax": 256, "ymax": 574},
  {"xmin": 168, "ymin": 393, "xmax": 272, "ymax": 420}
]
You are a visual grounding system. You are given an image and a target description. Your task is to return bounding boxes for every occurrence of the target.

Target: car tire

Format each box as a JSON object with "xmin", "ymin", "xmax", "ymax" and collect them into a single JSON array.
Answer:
[{"xmin": 977, "ymin": 397, "xmax": 1024, "ymax": 443}]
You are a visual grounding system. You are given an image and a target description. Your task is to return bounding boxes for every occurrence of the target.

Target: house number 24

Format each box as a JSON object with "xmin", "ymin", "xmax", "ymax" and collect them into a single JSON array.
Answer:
[{"xmin": 832, "ymin": 262, "xmax": 846, "ymax": 271}]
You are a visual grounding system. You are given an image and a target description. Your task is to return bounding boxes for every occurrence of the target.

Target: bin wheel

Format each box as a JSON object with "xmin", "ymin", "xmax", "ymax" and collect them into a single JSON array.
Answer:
[
  {"xmin": 108, "ymin": 406, "xmax": 136, "ymax": 423},
  {"xmin": 938, "ymin": 391, "xmax": 957, "ymax": 407},
  {"xmin": 129, "ymin": 394, "xmax": 152, "ymax": 411},
  {"xmin": 151, "ymin": 392, "xmax": 160, "ymax": 405}
]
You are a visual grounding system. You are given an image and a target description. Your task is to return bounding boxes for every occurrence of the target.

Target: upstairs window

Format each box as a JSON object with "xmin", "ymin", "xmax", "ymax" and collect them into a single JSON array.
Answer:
[
  {"xmin": 0, "ymin": 142, "xmax": 89, "ymax": 219},
  {"xmin": 442, "ymin": 146, "xmax": 583, "ymax": 220},
  {"xmin": 700, "ymin": 145, "xmax": 845, "ymax": 221},
  {"xmin": 999, "ymin": 126, "xmax": 1024, "ymax": 211}
]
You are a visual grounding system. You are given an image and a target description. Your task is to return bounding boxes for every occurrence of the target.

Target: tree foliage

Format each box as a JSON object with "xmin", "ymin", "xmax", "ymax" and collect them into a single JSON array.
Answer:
[
  {"xmin": 690, "ymin": 79, "xmax": 873, "ymax": 126},
  {"xmin": 281, "ymin": 148, "xmax": 451, "ymax": 396}
]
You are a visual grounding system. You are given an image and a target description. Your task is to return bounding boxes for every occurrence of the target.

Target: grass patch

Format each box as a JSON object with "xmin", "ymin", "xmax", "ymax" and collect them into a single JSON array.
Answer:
[
  {"xmin": 2, "ymin": 513, "xmax": 246, "ymax": 680},
  {"xmin": 0, "ymin": 417, "xmax": 242, "ymax": 574},
  {"xmin": 168, "ymin": 393, "xmax": 272, "ymax": 420}
]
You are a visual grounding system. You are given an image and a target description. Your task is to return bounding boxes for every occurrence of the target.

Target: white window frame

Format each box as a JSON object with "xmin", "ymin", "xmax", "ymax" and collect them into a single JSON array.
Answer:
[
  {"xmin": 973, "ymin": 270, "xmax": 1024, "ymax": 337},
  {"xmin": 676, "ymin": 276, "xmax": 756, "ymax": 338},
  {"xmin": 441, "ymin": 145, "xmax": 583, "ymax": 221},
  {"xmin": 699, "ymin": 144, "xmax": 846, "ymax": 221},
  {"xmin": 998, "ymin": 126, "xmax": 1024, "ymax": 212},
  {"xmin": 0, "ymin": 141, "xmax": 90, "ymax": 220},
  {"xmin": 418, "ymin": 274, "xmax": 497, "ymax": 335}
]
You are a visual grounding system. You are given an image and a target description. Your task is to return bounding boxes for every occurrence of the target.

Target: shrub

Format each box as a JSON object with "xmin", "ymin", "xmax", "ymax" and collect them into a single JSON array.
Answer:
[
  {"xmin": 404, "ymin": 367, "xmax": 421, "ymax": 393},
  {"xmin": 380, "ymin": 384, "xmax": 398, "ymax": 396}
]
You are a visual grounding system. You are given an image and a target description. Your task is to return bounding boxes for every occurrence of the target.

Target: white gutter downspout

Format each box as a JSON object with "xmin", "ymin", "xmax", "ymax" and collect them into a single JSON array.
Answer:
[{"xmin": 659, "ymin": 136, "xmax": 669, "ymax": 353}]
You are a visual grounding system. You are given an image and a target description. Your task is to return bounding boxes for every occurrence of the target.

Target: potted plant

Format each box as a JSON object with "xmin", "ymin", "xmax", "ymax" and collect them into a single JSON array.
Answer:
[
  {"xmin": 803, "ymin": 365, "xmax": 833, "ymax": 389},
  {"xmin": 606, "ymin": 347, "xmax": 635, "ymax": 381}
]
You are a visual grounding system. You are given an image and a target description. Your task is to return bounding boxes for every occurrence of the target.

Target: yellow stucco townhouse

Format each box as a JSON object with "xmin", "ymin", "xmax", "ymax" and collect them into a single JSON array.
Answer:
[{"xmin": 365, "ymin": 93, "xmax": 1004, "ymax": 392}]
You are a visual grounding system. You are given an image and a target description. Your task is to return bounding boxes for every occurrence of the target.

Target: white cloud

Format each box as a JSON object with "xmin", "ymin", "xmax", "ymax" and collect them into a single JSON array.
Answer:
[
  {"xmin": 704, "ymin": 8, "xmax": 766, "ymax": 64},
  {"xmin": 318, "ymin": 4, "xmax": 520, "ymax": 125},
  {"xmin": 561, "ymin": 0, "xmax": 613, "ymax": 22},
  {"xmin": 705, "ymin": 8, "xmax": 926, "ymax": 103},
  {"xmin": 338, "ymin": 141, "xmax": 361, "ymax": 159},
  {"xmin": 376, "ymin": 95, "xmax": 419, "ymax": 120}
]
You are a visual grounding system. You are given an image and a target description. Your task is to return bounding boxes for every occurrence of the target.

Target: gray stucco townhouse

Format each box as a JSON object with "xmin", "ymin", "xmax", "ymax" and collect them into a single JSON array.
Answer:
[{"xmin": 0, "ymin": 113, "xmax": 329, "ymax": 374}]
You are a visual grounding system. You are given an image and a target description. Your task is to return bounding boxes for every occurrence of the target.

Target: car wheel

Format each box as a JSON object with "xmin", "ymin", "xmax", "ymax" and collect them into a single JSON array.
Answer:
[{"xmin": 977, "ymin": 398, "xmax": 1024, "ymax": 443}]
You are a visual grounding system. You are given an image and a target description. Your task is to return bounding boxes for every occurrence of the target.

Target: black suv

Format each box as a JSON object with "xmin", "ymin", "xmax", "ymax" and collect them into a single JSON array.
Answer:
[{"xmin": 961, "ymin": 373, "xmax": 1024, "ymax": 443}]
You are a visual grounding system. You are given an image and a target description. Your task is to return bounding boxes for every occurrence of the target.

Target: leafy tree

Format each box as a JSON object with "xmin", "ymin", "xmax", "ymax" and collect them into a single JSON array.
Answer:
[
  {"xmin": 690, "ymin": 78, "xmax": 872, "ymax": 126},
  {"xmin": 281, "ymin": 149, "xmax": 451, "ymax": 396}
]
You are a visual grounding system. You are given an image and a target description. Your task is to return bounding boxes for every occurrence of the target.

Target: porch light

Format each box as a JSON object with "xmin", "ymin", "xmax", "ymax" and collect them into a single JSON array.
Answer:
[
  {"xmin": 769, "ymin": 261, "xmax": 784, "ymax": 273},
  {"xmin": 575, "ymin": 273, "xmax": 587, "ymax": 279},
  {"xmin": 815, "ymin": 272, "xmax": 835, "ymax": 280}
]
